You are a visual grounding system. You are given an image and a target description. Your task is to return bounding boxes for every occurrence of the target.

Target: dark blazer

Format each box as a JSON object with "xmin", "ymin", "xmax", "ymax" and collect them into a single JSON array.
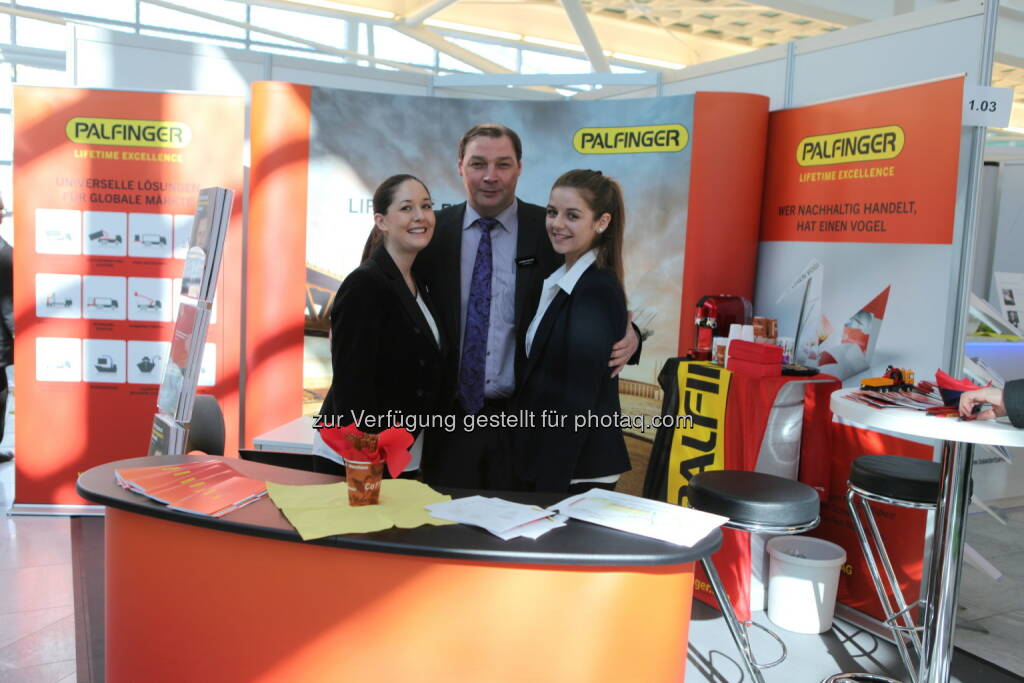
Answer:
[
  {"xmin": 0, "ymin": 238, "xmax": 11, "ymax": 397},
  {"xmin": 319, "ymin": 247, "xmax": 445, "ymax": 434},
  {"xmin": 1007, "ymin": 378, "xmax": 1024, "ymax": 428},
  {"xmin": 413, "ymin": 200, "xmax": 561, "ymax": 398},
  {"xmin": 511, "ymin": 264, "xmax": 631, "ymax": 492}
]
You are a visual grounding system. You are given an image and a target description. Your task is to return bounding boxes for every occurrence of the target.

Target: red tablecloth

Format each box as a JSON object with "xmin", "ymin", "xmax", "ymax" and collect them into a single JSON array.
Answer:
[{"xmin": 701, "ymin": 372, "xmax": 840, "ymax": 620}]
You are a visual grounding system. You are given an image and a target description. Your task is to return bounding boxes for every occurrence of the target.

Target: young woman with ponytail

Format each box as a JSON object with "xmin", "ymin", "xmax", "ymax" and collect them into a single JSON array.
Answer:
[{"xmin": 510, "ymin": 169, "xmax": 631, "ymax": 493}]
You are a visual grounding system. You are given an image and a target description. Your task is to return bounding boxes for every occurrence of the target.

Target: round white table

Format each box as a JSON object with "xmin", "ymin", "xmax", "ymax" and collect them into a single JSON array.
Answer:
[{"xmin": 831, "ymin": 388, "xmax": 1024, "ymax": 683}]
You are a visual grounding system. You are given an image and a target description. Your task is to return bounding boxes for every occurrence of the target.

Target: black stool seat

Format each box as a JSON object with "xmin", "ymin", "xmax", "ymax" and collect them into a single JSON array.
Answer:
[
  {"xmin": 689, "ymin": 470, "xmax": 820, "ymax": 527},
  {"xmin": 850, "ymin": 455, "xmax": 939, "ymax": 504}
]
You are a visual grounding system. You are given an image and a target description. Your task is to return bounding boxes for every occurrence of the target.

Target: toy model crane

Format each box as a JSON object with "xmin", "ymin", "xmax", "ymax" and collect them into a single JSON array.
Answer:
[{"xmin": 860, "ymin": 365, "xmax": 916, "ymax": 392}]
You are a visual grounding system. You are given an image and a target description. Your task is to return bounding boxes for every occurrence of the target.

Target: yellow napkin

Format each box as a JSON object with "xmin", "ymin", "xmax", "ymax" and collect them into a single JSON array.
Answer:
[{"xmin": 265, "ymin": 478, "xmax": 455, "ymax": 541}]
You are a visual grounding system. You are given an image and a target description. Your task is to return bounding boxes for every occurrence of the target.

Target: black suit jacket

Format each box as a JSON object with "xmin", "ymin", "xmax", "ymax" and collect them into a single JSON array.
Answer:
[
  {"xmin": 512, "ymin": 264, "xmax": 631, "ymax": 492},
  {"xmin": 413, "ymin": 200, "xmax": 560, "ymax": 400},
  {"xmin": 0, "ymin": 238, "xmax": 12, "ymax": 393},
  {"xmin": 1007, "ymin": 378, "xmax": 1024, "ymax": 428},
  {"xmin": 320, "ymin": 247, "xmax": 445, "ymax": 433}
]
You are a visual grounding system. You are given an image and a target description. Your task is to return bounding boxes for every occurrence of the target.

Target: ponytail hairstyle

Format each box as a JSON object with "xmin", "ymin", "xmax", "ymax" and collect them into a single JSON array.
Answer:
[
  {"xmin": 360, "ymin": 173, "xmax": 429, "ymax": 263},
  {"xmin": 550, "ymin": 169, "xmax": 625, "ymax": 288}
]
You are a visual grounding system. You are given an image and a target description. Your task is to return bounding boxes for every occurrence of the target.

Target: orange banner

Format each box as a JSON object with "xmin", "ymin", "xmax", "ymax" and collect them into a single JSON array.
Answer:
[
  {"xmin": 760, "ymin": 77, "xmax": 963, "ymax": 245},
  {"xmin": 13, "ymin": 86, "xmax": 243, "ymax": 504}
]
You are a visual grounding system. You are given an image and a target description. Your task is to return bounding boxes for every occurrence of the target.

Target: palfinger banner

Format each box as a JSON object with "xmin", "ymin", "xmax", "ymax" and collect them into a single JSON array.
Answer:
[
  {"xmin": 664, "ymin": 362, "xmax": 730, "ymax": 505},
  {"xmin": 13, "ymin": 86, "xmax": 243, "ymax": 505},
  {"xmin": 246, "ymin": 83, "xmax": 770, "ymax": 445},
  {"xmin": 754, "ymin": 76, "xmax": 964, "ymax": 619}
]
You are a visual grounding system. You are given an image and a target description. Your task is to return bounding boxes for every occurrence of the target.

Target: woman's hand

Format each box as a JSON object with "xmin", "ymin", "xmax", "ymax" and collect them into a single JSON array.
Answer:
[{"xmin": 959, "ymin": 386, "xmax": 1006, "ymax": 420}]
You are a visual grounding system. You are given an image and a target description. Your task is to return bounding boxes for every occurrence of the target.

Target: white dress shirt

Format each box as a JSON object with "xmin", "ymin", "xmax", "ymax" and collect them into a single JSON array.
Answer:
[{"xmin": 460, "ymin": 201, "xmax": 518, "ymax": 399}]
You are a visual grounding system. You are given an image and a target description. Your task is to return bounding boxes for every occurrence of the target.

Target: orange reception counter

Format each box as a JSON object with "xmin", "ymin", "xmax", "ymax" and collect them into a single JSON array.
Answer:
[{"xmin": 77, "ymin": 455, "xmax": 721, "ymax": 683}]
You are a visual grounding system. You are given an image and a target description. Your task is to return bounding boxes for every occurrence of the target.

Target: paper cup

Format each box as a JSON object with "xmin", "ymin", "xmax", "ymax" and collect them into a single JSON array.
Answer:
[{"xmin": 344, "ymin": 459, "xmax": 384, "ymax": 506}]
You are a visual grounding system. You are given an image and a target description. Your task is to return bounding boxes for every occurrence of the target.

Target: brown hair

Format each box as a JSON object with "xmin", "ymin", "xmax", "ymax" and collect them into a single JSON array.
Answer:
[
  {"xmin": 550, "ymin": 169, "xmax": 625, "ymax": 288},
  {"xmin": 360, "ymin": 173, "xmax": 430, "ymax": 262},
  {"xmin": 457, "ymin": 123, "xmax": 523, "ymax": 162}
]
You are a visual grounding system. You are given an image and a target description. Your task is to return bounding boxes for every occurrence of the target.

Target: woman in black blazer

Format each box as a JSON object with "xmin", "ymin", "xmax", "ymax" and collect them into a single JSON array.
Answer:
[
  {"xmin": 315, "ymin": 174, "xmax": 445, "ymax": 475},
  {"xmin": 511, "ymin": 170, "xmax": 631, "ymax": 493}
]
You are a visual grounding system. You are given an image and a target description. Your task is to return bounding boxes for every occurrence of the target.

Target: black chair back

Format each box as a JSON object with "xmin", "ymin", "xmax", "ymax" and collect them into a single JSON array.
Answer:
[{"xmin": 186, "ymin": 394, "xmax": 225, "ymax": 455}]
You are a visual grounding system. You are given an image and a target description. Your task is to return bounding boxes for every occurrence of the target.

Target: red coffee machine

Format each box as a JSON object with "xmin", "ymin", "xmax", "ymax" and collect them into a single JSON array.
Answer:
[{"xmin": 690, "ymin": 295, "xmax": 753, "ymax": 360}]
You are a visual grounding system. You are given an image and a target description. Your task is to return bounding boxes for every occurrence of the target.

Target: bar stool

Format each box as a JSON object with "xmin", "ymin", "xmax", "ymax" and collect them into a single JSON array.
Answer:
[
  {"xmin": 822, "ymin": 674, "xmax": 902, "ymax": 683},
  {"xmin": 847, "ymin": 454, "xmax": 940, "ymax": 683},
  {"xmin": 688, "ymin": 470, "xmax": 821, "ymax": 683}
]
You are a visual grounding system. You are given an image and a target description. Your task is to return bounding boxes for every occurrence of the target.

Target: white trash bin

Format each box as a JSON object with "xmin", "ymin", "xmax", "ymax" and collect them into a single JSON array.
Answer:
[{"xmin": 767, "ymin": 535, "xmax": 846, "ymax": 634}]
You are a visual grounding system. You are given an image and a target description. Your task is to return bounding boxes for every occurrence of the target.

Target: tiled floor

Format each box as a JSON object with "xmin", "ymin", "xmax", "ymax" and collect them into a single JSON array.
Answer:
[
  {"xmin": 0, "ymin": 515, "xmax": 76, "ymax": 683},
  {"xmin": 955, "ymin": 502, "xmax": 1024, "ymax": 676}
]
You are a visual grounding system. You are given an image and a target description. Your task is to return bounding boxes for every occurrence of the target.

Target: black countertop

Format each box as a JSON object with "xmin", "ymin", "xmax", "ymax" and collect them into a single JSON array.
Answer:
[{"xmin": 78, "ymin": 455, "xmax": 721, "ymax": 567}]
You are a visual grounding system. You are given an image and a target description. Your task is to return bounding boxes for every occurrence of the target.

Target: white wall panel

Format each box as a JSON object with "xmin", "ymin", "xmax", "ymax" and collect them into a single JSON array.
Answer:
[{"xmin": 791, "ymin": 15, "xmax": 986, "ymax": 105}]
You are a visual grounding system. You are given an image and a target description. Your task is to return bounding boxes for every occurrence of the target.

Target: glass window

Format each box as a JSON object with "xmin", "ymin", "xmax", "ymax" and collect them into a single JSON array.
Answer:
[
  {"xmin": 447, "ymin": 38, "xmax": 518, "ymax": 71},
  {"xmin": 250, "ymin": 5, "xmax": 346, "ymax": 47},
  {"xmin": 437, "ymin": 52, "xmax": 481, "ymax": 74},
  {"xmin": 14, "ymin": 64, "xmax": 68, "ymax": 87},
  {"xmin": 15, "ymin": 16, "xmax": 66, "ymax": 49},
  {"xmin": 373, "ymin": 26, "xmax": 435, "ymax": 68},
  {"xmin": 0, "ymin": 113, "xmax": 10, "ymax": 160},
  {"xmin": 0, "ymin": 14, "xmax": 11, "ymax": 44},
  {"xmin": 0, "ymin": 63, "xmax": 12, "ymax": 110},
  {"xmin": 139, "ymin": 1, "xmax": 246, "ymax": 39},
  {"xmin": 19, "ymin": 0, "xmax": 136, "ymax": 22},
  {"xmin": 249, "ymin": 31, "xmax": 306, "ymax": 49},
  {"xmin": 520, "ymin": 49, "xmax": 589, "ymax": 75}
]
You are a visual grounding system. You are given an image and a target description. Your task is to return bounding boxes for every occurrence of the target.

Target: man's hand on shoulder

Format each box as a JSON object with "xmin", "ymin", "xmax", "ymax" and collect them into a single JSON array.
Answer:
[{"xmin": 609, "ymin": 312, "xmax": 640, "ymax": 378}]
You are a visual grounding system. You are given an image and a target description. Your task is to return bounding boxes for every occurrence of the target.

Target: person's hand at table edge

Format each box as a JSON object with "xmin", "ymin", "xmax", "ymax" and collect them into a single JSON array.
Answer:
[{"xmin": 959, "ymin": 386, "xmax": 1005, "ymax": 421}]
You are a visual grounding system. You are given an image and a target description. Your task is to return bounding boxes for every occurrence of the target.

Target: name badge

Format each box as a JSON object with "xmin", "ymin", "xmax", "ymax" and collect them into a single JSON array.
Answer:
[{"xmin": 516, "ymin": 256, "xmax": 536, "ymax": 267}]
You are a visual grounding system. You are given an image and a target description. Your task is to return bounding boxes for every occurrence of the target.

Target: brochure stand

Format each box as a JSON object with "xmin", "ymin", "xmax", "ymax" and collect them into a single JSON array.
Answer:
[{"xmin": 149, "ymin": 187, "xmax": 233, "ymax": 456}]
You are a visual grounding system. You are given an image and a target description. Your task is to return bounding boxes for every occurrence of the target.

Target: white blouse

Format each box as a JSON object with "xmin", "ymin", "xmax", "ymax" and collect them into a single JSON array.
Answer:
[{"xmin": 524, "ymin": 249, "xmax": 598, "ymax": 357}]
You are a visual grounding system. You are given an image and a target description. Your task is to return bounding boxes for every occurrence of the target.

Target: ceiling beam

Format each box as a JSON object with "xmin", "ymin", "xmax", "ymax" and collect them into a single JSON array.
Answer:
[
  {"xmin": 394, "ymin": 24, "xmax": 562, "ymax": 93},
  {"xmin": 143, "ymin": 0, "xmax": 431, "ymax": 72},
  {"xmin": 559, "ymin": 0, "xmax": 611, "ymax": 72},
  {"xmin": 403, "ymin": 0, "xmax": 461, "ymax": 26},
  {"xmin": 395, "ymin": 24, "xmax": 515, "ymax": 73}
]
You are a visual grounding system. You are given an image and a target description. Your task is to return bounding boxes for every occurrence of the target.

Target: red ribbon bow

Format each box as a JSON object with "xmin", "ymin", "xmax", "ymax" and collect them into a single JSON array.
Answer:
[{"xmin": 319, "ymin": 424, "xmax": 414, "ymax": 479}]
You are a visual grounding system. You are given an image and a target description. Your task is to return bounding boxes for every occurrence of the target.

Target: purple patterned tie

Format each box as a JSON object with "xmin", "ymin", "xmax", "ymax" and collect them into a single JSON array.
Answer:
[{"xmin": 458, "ymin": 218, "xmax": 498, "ymax": 414}]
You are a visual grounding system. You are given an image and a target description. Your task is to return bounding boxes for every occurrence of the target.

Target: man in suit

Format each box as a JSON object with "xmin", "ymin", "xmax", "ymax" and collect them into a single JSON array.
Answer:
[
  {"xmin": 0, "ymin": 192, "xmax": 13, "ymax": 462},
  {"xmin": 415, "ymin": 123, "xmax": 638, "ymax": 489}
]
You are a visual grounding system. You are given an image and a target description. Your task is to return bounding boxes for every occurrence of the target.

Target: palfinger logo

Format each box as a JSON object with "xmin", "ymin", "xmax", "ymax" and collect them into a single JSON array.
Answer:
[
  {"xmin": 66, "ymin": 117, "xmax": 192, "ymax": 149},
  {"xmin": 796, "ymin": 125, "xmax": 904, "ymax": 166},
  {"xmin": 573, "ymin": 124, "xmax": 688, "ymax": 154}
]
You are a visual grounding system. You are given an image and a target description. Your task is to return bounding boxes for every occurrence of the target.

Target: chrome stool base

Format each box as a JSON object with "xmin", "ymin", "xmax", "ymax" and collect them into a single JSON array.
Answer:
[
  {"xmin": 687, "ymin": 470, "xmax": 822, "ymax": 683},
  {"xmin": 847, "ymin": 455, "xmax": 941, "ymax": 683}
]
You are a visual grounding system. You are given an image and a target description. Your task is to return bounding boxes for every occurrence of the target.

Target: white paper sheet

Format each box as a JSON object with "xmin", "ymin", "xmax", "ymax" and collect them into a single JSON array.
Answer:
[
  {"xmin": 550, "ymin": 488, "xmax": 728, "ymax": 547},
  {"xmin": 425, "ymin": 496, "xmax": 554, "ymax": 537}
]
